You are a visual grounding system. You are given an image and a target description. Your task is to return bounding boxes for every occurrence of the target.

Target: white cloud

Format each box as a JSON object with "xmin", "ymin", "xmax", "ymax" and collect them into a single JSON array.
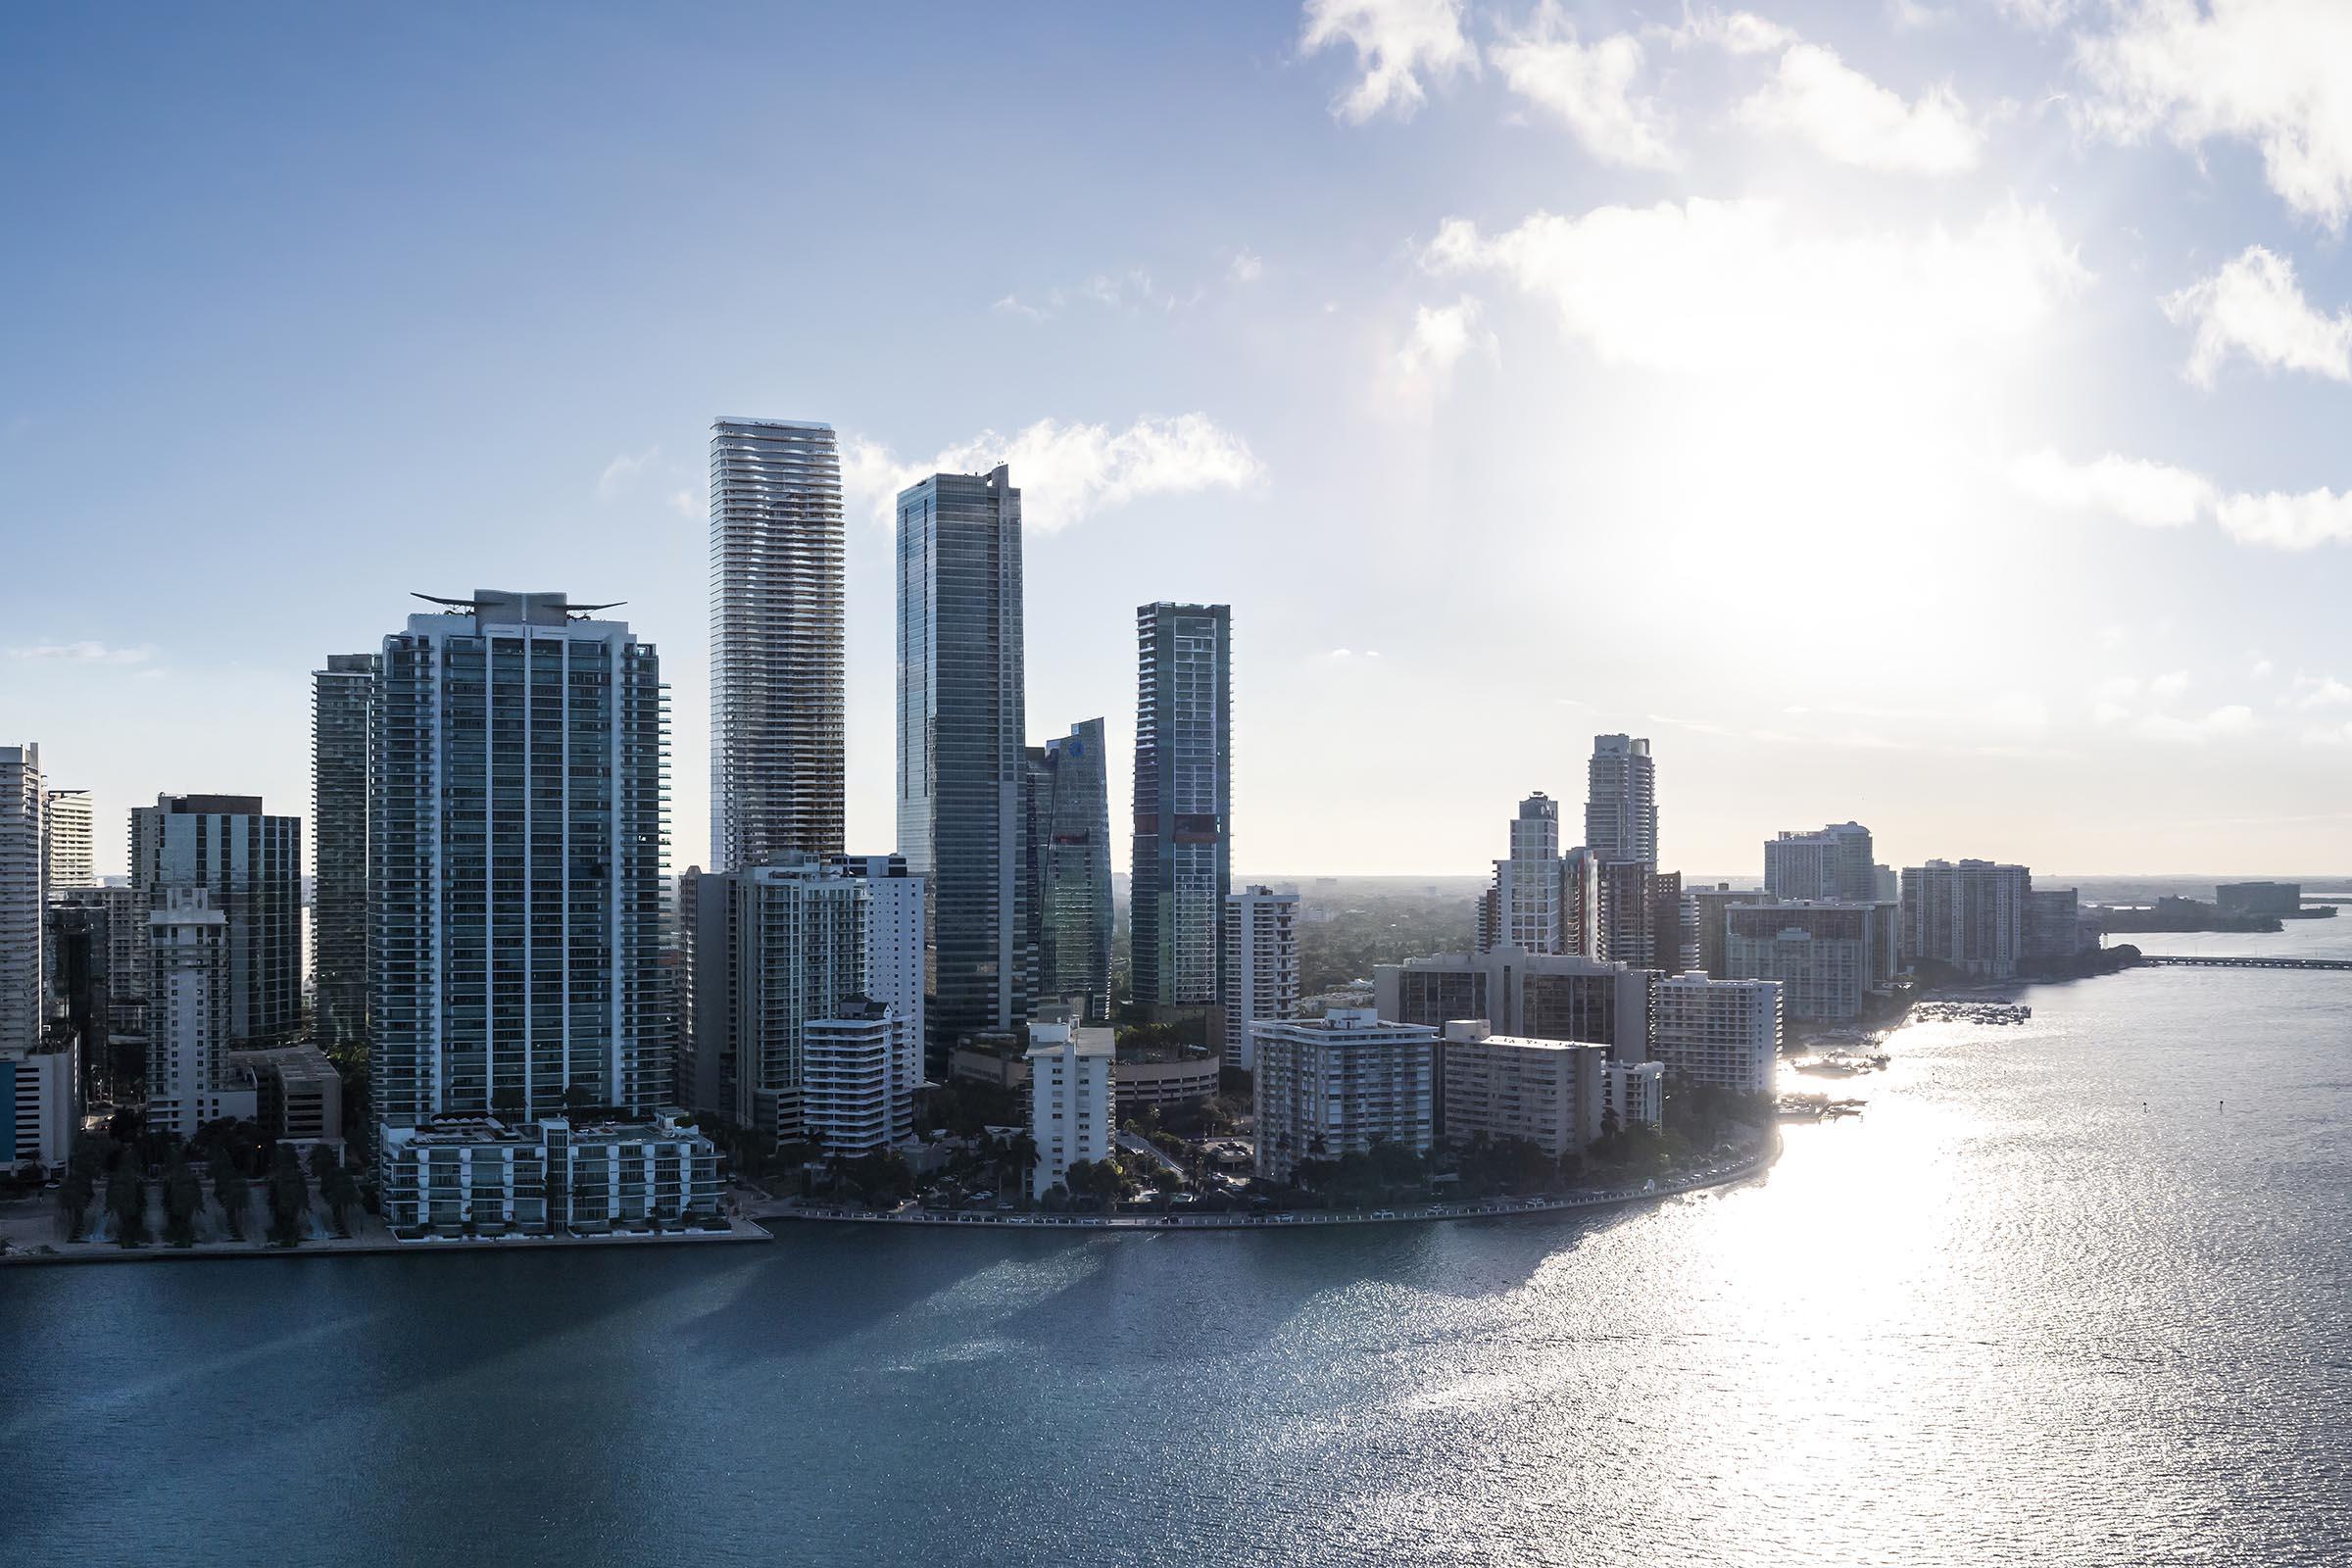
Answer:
[
  {"xmin": 1492, "ymin": 7, "xmax": 1678, "ymax": 171},
  {"xmin": 596, "ymin": 447, "xmax": 658, "ymax": 499},
  {"xmin": 2136, "ymin": 705, "xmax": 2258, "ymax": 744},
  {"xmin": 1664, "ymin": 8, "xmax": 1794, "ymax": 54},
  {"xmin": 1300, "ymin": 0, "xmax": 1476, "ymax": 123},
  {"xmin": 2093, "ymin": 675, "xmax": 2144, "ymax": 702},
  {"xmin": 1739, "ymin": 43, "xmax": 1983, "ymax": 174},
  {"xmin": 2162, "ymin": 246, "xmax": 2352, "ymax": 385},
  {"xmin": 2077, "ymin": 0, "xmax": 2352, "ymax": 228},
  {"xmin": 839, "ymin": 415, "xmax": 1262, "ymax": 534},
  {"xmin": 8, "ymin": 641, "xmax": 155, "ymax": 665},
  {"xmin": 1231, "ymin": 249, "xmax": 1264, "ymax": 283},
  {"xmin": 2251, "ymin": 656, "xmax": 2277, "ymax": 679},
  {"xmin": 2214, "ymin": 487, "xmax": 2352, "ymax": 550},
  {"xmin": 2291, "ymin": 672, "xmax": 2352, "ymax": 707},
  {"xmin": 1424, "ymin": 198, "xmax": 2085, "ymax": 375},
  {"xmin": 1388, "ymin": 295, "xmax": 1496, "ymax": 410},
  {"xmin": 668, "ymin": 488, "xmax": 702, "ymax": 520},
  {"xmin": 1999, "ymin": 0, "xmax": 2076, "ymax": 27},
  {"xmin": 2150, "ymin": 668, "xmax": 2191, "ymax": 699},
  {"xmin": 993, "ymin": 294, "xmax": 1054, "ymax": 322},
  {"xmin": 2009, "ymin": 448, "xmax": 2213, "ymax": 529}
]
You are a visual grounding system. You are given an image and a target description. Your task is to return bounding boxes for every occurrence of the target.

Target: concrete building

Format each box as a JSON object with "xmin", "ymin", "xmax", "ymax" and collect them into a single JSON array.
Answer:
[
  {"xmin": 803, "ymin": 998, "xmax": 898, "ymax": 1153},
  {"xmin": 827, "ymin": 854, "xmax": 924, "ymax": 1144},
  {"xmin": 379, "ymin": 1110, "xmax": 721, "ymax": 1233},
  {"xmin": 1900, "ymin": 859, "xmax": 2032, "ymax": 979},
  {"xmin": 373, "ymin": 591, "xmax": 677, "ymax": 1140},
  {"xmin": 0, "ymin": 746, "xmax": 41, "ymax": 1059},
  {"xmin": 1604, "ymin": 1060, "xmax": 1664, "ymax": 1131},
  {"xmin": 147, "ymin": 887, "xmax": 237, "ymax": 1140},
  {"xmin": 710, "ymin": 417, "xmax": 847, "ymax": 871},
  {"xmin": 1478, "ymin": 794, "xmax": 1602, "ymax": 958},
  {"xmin": 43, "ymin": 786, "xmax": 93, "ymax": 895},
  {"xmin": 897, "ymin": 466, "xmax": 1028, "ymax": 1045},
  {"xmin": 1722, "ymin": 901, "xmax": 1897, "ymax": 1022},
  {"xmin": 1690, "ymin": 883, "xmax": 1764, "ymax": 979},
  {"xmin": 224, "ymin": 1042, "xmax": 344, "ymax": 1147},
  {"xmin": 1438, "ymin": 1019, "xmax": 1606, "ymax": 1158},
  {"xmin": 2024, "ymin": 887, "xmax": 2091, "ymax": 965},
  {"xmin": 1220, "ymin": 884, "xmax": 1299, "ymax": 1070},
  {"xmin": 1377, "ymin": 949, "xmax": 1652, "ymax": 1061},
  {"xmin": 1585, "ymin": 735, "xmax": 1657, "ymax": 865},
  {"xmin": 313, "ymin": 653, "xmax": 377, "ymax": 1050},
  {"xmin": 1873, "ymin": 865, "xmax": 1899, "ymax": 904},
  {"xmin": 1651, "ymin": 973, "xmax": 1781, "ymax": 1094},
  {"xmin": 1131, "ymin": 602, "xmax": 1231, "ymax": 1017},
  {"xmin": 1764, "ymin": 822, "xmax": 1878, "ymax": 904},
  {"xmin": 1598, "ymin": 861, "xmax": 1685, "ymax": 971},
  {"xmin": 1111, "ymin": 1042, "xmax": 1221, "ymax": 1120},
  {"xmin": 130, "ymin": 793, "xmax": 302, "ymax": 1048},
  {"xmin": 1, "ymin": 1035, "xmax": 79, "ymax": 1169},
  {"xmin": 1027, "ymin": 1014, "xmax": 1115, "ymax": 1198},
  {"xmin": 1023, "ymin": 719, "xmax": 1113, "ymax": 1022},
  {"xmin": 1251, "ymin": 1008, "xmax": 1436, "ymax": 1183},
  {"xmin": 693, "ymin": 856, "xmax": 870, "ymax": 1139}
]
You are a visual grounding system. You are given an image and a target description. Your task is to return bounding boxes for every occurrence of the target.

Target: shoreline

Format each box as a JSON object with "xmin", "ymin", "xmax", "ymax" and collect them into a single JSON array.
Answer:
[{"xmin": 0, "ymin": 1216, "xmax": 773, "ymax": 1268}]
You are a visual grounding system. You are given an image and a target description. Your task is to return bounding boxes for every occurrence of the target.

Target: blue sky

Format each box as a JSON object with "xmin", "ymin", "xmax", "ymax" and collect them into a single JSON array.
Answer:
[{"xmin": 6, "ymin": 0, "xmax": 2352, "ymax": 878}]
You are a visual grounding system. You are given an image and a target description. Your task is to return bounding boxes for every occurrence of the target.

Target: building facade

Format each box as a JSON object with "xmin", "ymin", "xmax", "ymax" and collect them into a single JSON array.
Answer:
[
  {"xmin": 314, "ymin": 652, "xmax": 377, "ymax": 1050},
  {"xmin": 0, "ymin": 746, "xmax": 41, "ymax": 1059},
  {"xmin": 803, "ymin": 999, "xmax": 898, "ymax": 1153},
  {"xmin": 1722, "ymin": 901, "xmax": 1897, "ymax": 1022},
  {"xmin": 1027, "ymin": 1014, "xmax": 1114, "ymax": 1198},
  {"xmin": 0, "ymin": 1035, "xmax": 78, "ymax": 1169},
  {"xmin": 379, "ymin": 1111, "xmax": 720, "ymax": 1233},
  {"xmin": 1024, "ymin": 718, "xmax": 1113, "ymax": 1022},
  {"xmin": 1899, "ymin": 859, "xmax": 2032, "ymax": 979},
  {"xmin": 1220, "ymin": 884, "xmax": 1300, "ymax": 1070},
  {"xmin": 373, "ymin": 590, "xmax": 672, "ymax": 1133},
  {"xmin": 1131, "ymin": 602, "xmax": 1232, "ymax": 1014},
  {"xmin": 1763, "ymin": 822, "xmax": 1877, "ymax": 904},
  {"xmin": 1377, "ymin": 949, "xmax": 1652, "ymax": 1061},
  {"xmin": 692, "ymin": 856, "xmax": 870, "ymax": 1138},
  {"xmin": 147, "ymin": 887, "xmax": 236, "ymax": 1139},
  {"xmin": 1585, "ymin": 734, "xmax": 1657, "ymax": 865},
  {"xmin": 130, "ymin": 793, "xmax": 302, "ymax": 1048},
  {"xmin": 1603, "ymin": 1060, "xmax": 1664, "ymax": 1130},
  {"xmin": 710, "ymin": 416, "xmax": 846, "ymax": 871},
  {"xmin": 1251, "ymin": 1008, "xmax": 1437, "ymax": 1183},
  {"xmin": 43, "ymin": 786, "xmax": 92, "ymax": 895},
  {"xmin": 1599, "ymin": 861, "xmax": 1686, "ymax": 971},
  {"xmin": 828, "ymin": 854, "xmax": 924, "ymax": 1144},
  {"xmin": 1650, "ymin": 972, "xmax": 1781, "ymax": 1094},
  {"xmin": 1438, "ymin": 1020, "xmax": 1606, "ymax": 1158},
  {"xmin": 897, "ymin": 466, "xmax": 1027, "ymax": 1046}
]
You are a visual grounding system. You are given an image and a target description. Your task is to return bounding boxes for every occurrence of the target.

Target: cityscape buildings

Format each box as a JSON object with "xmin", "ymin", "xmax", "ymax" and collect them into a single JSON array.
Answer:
[
  {"xmin": 43, "ymin": 786, "xmax": 92, "ymax": 894},
  {"xmin": 828, "ymin": 853, "xmax": 924, "ymax": 1144},
  {"xmin": 313, "ymin": 652, "xmax": 377, "ymax": 1050},
  {"xmin": 1026, "ymin": 1011, "xmax": 1114, "ymax": 1198},
  {"xmin": 1130, "ymin": 602, "xmax": 1231, "ymax": 1019},
  {"xmin": 1899, "ymin": 858, "xmax": 2033, "ymax": 979},
  {"xmin": 1722, "ymin": 901, "xmax": 1898, "ymax": 1022},
  {"xmin": 1220, "ymin": 884, "xmax": 1300, "ymax": 1069},
  {"xmin": 1477, "ymin": 793, "xmax": 1600, "ymax": 957},
  {"xmin": 129, "ymin": 793, "xmax": 302, "ymax": 1048},
  {"xmin": 1251, "ymin": 1008, "xmax": 1436, "ymax": 1182},
  {"xmin": 1585, "ymin": 735, "xmax": 1657, "ymax": 865},
  {"xmin": 1603, "ymin": 1059, "xmax": 1665, "ymax": 1130},
  {"xmin": 146, "ymin": 886, "xmax": 238, "ymax": 1140},
  {"xmin": 897, "ymin": 466, "xmax": 1028, "ymax": 1046},
  {"xmin": 803, "ymin": 998, "xmax": 899, "ymax": 1153},
  {"xmin": 0, "ymin": 745, "xmax": 41, "ymax": 1059},
  {"xmin": 1763, "ymin": 823, "xmax": 1878, "ymax": 904},
  {"xmin": 710, "ymin": 416, "xmax": 846, "ymax": 871},
  {"xmin": 692, "ymin": 856, "xmax": 871, "ymax": 1137},
  {"xmin": 1438, "ymin": 1019, "xmax": 1607, "ymax": 1157},
  {"xmin": 1650, "ymin": 973, "xmax": 1781, "ymax": 1094},
  {"xmin": 1023, "ymin": 718, "xmax": 1113, "ymax": 1022},
  {"xmin": 1377, "ymin": 949, "xmax": 1652, "ymax": 1060},
  {"xmin": 0, "ymin": 1032, "xmax": 77, "ymax": 1167}
]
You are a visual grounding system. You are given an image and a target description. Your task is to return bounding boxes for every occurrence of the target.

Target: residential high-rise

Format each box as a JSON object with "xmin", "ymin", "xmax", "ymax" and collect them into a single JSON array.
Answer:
[
  {"xmin": 710, "ymin": 417, "xmax": 846, "ymax": 871},
  {"xmin": 1724, "ymin": 901, "xmax": 1897, "ymax": 1020},
  {"xmin": 147, "ymin": 886, "xmax": 235, "ymax": 1140},
  {"xmin": 1131, "ymin": 602, "xmax": 1232, "ymax": 1016},
  {"xmin": 1027, "ymin": 1011, "xmax": 1115, "ymax": 1198},
  {"xmin": 1477, "ymin": 794, "xmax": 1602, "ymax": 957},
  {"xmin": 1221, "ymin": 884, "xmax": 1300, "ymax": 1070},
  {"xmin": 1690, "ymin": 883, "xmax": 1764, "ymax": 978},
  {"xmin": 314, "ymin": 653, "xmax": 377, "ymax": 1050},
  {"xmin": 897, "ymin": 466, "xmax": 1027, "ymax": 1046},
  {"xmin": 1598, "ymin": 860, "xmax": 1686, "ymax": 971},
  {"xmin": 829, "ymin": 853, "xmax": 924, "ymax": 1143},
  {"xmin": 1438, "ymin": 1020, "xmax": 1607, "ymax": 1158},
  {"xmin": 1899, "ymin": 859, "xmax": 2032, "ymax": 980},
  {"xmin": 129, "ymin": 794, "xmax": 302, "ymax": 1048},
  {"xmin": 1376, "ymin": 949, "xmax": 1652, "ymax": 1061},
  {"xmin": 1023, "ymin": 719, "xmax": 1113, "ymax": 1022},
  {"xmin": 1651, "ymin": 972, "xmax": 1781, "ymax": 1094},
  {"xmin": 1251, "ymin": 1008, "xmax": 1436, "ymax": 1183},
  {"xmin": 373, "ymin": 590, "xmax": 670, "ymax": 1130},
  {"xmin": 43, "ymin": 787, "xmax": 92, "ymax": 895},
  {"xmin": 1585, "ymin": 735, "xmax": 1657, "ymax": 865},
  {"xmin": 0, "ymin": 746, "xmax": 43, "ymax": 1057},
  {"xmin": 1764, "ymin": 822, "xmax": 1878, "ymax": 904},
  {"xmin": 692, "ymin": 856, "xmax": 870, "ymax": 1138},
  {"xmin": 804, "ymin": 999, "xmax": 899, "ymax": 1154}
]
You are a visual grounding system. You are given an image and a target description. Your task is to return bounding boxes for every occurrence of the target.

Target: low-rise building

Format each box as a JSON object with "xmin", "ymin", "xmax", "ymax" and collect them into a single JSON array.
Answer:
[
  {"xmin": 1251, "ymin": 1007, "xmax": 1436, "ymax": 1183},
  {"xmin": 379, "ymin": 1111, "xmax": 720, "ymax": 1234},
  {"xmin": 223, "ymin": 1043, "xmax": 344, "ymax": 1148},
  {"xmin": 1, "ymin": 1035, "xmax": 79, "ymax": 1169},
  {"xmin": 1603, "ymin": 1060, "xmax": 1663, "ymax": 1131},
  {"xmin": 1027, "ymin": 1014, "xmax": 1114, "ymax": 1198},
  {"xmin": 1650, "ymin": 973, "xmax": 1780, "ymax": 1094},
  {"xmin": 1438, "ymin": 1020, "xmax": 1606, "ymax": 1158},
  {"xmin": 1111, "ymin": 1043, "xmax": 1220, "ymax": 1121}
]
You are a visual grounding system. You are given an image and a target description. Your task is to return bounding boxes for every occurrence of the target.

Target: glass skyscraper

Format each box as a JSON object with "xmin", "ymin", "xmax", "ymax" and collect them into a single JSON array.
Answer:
[
  {"xmin": 372, "ymin": 590, "xmax": 668, "ymax": 1130},
  {"xmin": 313, "ymin": 652, "xmax": 377, "ymax": 1050},
  {"xmin": 1024, "ymin": 717, "xmax": 1113, "ymax": 1023},
  {"xmin": 896, "ymin": 466, "xmax": 1026, "ymax": 1046},
  {"xmin": 709, "ymin": 416, "xmax": 846, "ymax": 872},
  {"xmin": 1131, "ymin": 603, "xmax": 1231, "ymax": 1013}
]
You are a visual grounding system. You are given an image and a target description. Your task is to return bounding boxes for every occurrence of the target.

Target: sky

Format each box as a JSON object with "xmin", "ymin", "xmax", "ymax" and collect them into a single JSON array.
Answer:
[{"xmin": 6, "ymin": 0, "xmax": 2352, "ymax": 880}]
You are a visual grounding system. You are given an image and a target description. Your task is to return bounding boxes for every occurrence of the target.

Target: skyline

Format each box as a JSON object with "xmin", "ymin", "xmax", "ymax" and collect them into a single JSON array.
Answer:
[{"xmin": 10, "ymin": 2, "xmax": 2352, "ymax": 878}]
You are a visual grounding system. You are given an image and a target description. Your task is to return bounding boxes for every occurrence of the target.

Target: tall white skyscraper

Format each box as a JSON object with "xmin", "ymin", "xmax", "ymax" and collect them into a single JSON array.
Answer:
[
  {"xmin": 1585, "ymin": 734, "xmax": 1657, "ymax": 865},
  {"xmin": 373, "ymin": 590, "xmax": 670, "ymax": 1129},
  {"xmin": 147, "ymin": 886, "xmax": 233, "ymax": 1140},
  {"xmin": 1221, "ymin": 884, "xmax": 1300, "ymax": 1070},
  {"xmin": 1765, "ymin": 822, "xmax": 1878, "ymax": 904},
  {"xmin": 0, "ymin": 745, "xmax": 43, "ymax": 1057},
  {"xmin": 1026, "ymin": 1012, "xmax": 1114, "ymax": 1198},
  {"xmin": 43, "ymin": 787, "xmax": 92, "ymax": 895},
  {"xmin": 830, "ymin": 853, "xmax": 925, "ymax": 1144},
  {"xmin": 710, "ymin": 417, "xmax": 846, "ymax": 872}
]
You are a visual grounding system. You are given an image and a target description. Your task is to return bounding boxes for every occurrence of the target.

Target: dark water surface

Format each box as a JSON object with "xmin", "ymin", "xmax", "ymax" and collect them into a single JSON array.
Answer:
[{"xmin": 6, "ymin": 963, "xmax": 2349, "ymax": 1566}]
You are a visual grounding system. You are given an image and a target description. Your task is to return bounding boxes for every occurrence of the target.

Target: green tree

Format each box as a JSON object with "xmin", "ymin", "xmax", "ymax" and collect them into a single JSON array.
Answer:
[
  {"xmin": 105, "ymin": 1156, "xmax": 147, "ymax": 1247},
  {"xmin": 322, "ymin": 1161, "xmax": 360, "ymax": 1236},
  {"xmin": 162, "ymin": 1155, "xmax": 205, "ymax": 1247},
  {"xmin": 212, "ymin": 1150, "xmax": 250, "ymax": 1241},
  {"xmin": 267, "ymin": 1146, "xmax": 310, "ymax": 1246},
  {"xmin": 55, "ymin": 1138, "xmax": 101, "ymax": 1241}
]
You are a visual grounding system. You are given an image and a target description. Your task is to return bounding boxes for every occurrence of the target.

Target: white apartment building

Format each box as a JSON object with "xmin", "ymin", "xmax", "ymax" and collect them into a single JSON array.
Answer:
[
  {"xmin": 2, "ymin": 1035, "xmax": 79, "ymax": 1168},
  {"xmin": 1604, "ymin": 1060, "xmax": 1664, "ymax": 1131},
  {"xmin": 1724, "ymin": 901, "xmax": 1897, "ymax": 1021},
  {"xmin": 1438, "ymin": 1020, "xmax": 1606, "ymax": 1157},
  {"xmin": 147, "ymin": 887, "xmax": 244, "ymax": 1140},
  {"xmin": 1651, "ymin": 973, "xmax": 1781, "ymax": 1095},
  {"xmin": 830, "ymin": 853, "xmax": 924, "ymax": 1144},
  {"xmin": 804, "ymin": 1000, "xmax": 898, "ymax": 1153},
  {"xmin": 1764, "ymin": 823, "xmax": 1878, "ymax": 903},
  {"xmin": 1900, "ymin": 859, "xmax": 2033, "ymax": 979},
  {"xmin": 1250, "ymin": 1008, "xmax": 1436, "ymax": 1183},
  {"xmin": 0, "ymin": 745, "xmax": 41, "ymax": 1059},
  {"xmin": 1027, "ymin": 1014, "xmax": 1115, "ymax": 1198},
  {"xmin": 1220, "ymin": 884, "xmax": 1299, "ymax": 1070},
  {"xmin": 43, "ymin": 787, "xmax": 93, "ymax": 895},
  {"xmin": 379, "ymin": 1111, "xmax": 721, "ymax": 1234}
]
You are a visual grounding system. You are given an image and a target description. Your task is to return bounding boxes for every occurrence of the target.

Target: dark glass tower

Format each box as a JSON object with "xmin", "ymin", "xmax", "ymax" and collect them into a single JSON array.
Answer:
[
  {"xmin": 1131, "ymin": 603, "xmax": 1231, "ymax": 1013},
  {"xmin": 313, "ymin": 653, "xmax": 377, "ymax": 1050},
  {"xmin": 1024, "ymin": 718, "xmax": 1113, "ymax": 1023},
  {"xmin": 896, "ymin": 467, "xmax": 1026, "ymax": 1046}
]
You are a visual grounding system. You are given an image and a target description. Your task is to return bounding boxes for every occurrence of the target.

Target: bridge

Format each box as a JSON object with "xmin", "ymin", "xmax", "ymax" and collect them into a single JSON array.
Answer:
[{"xmin": 2134, "ymin": 955, "xmax": 2352, "ymax": 970}]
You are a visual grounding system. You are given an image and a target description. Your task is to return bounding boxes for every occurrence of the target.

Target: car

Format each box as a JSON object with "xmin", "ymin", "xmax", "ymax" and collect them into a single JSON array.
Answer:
[{"xmin": 1370, "ymin": 1208, "xmax": 1396, "ymax": 1219}]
